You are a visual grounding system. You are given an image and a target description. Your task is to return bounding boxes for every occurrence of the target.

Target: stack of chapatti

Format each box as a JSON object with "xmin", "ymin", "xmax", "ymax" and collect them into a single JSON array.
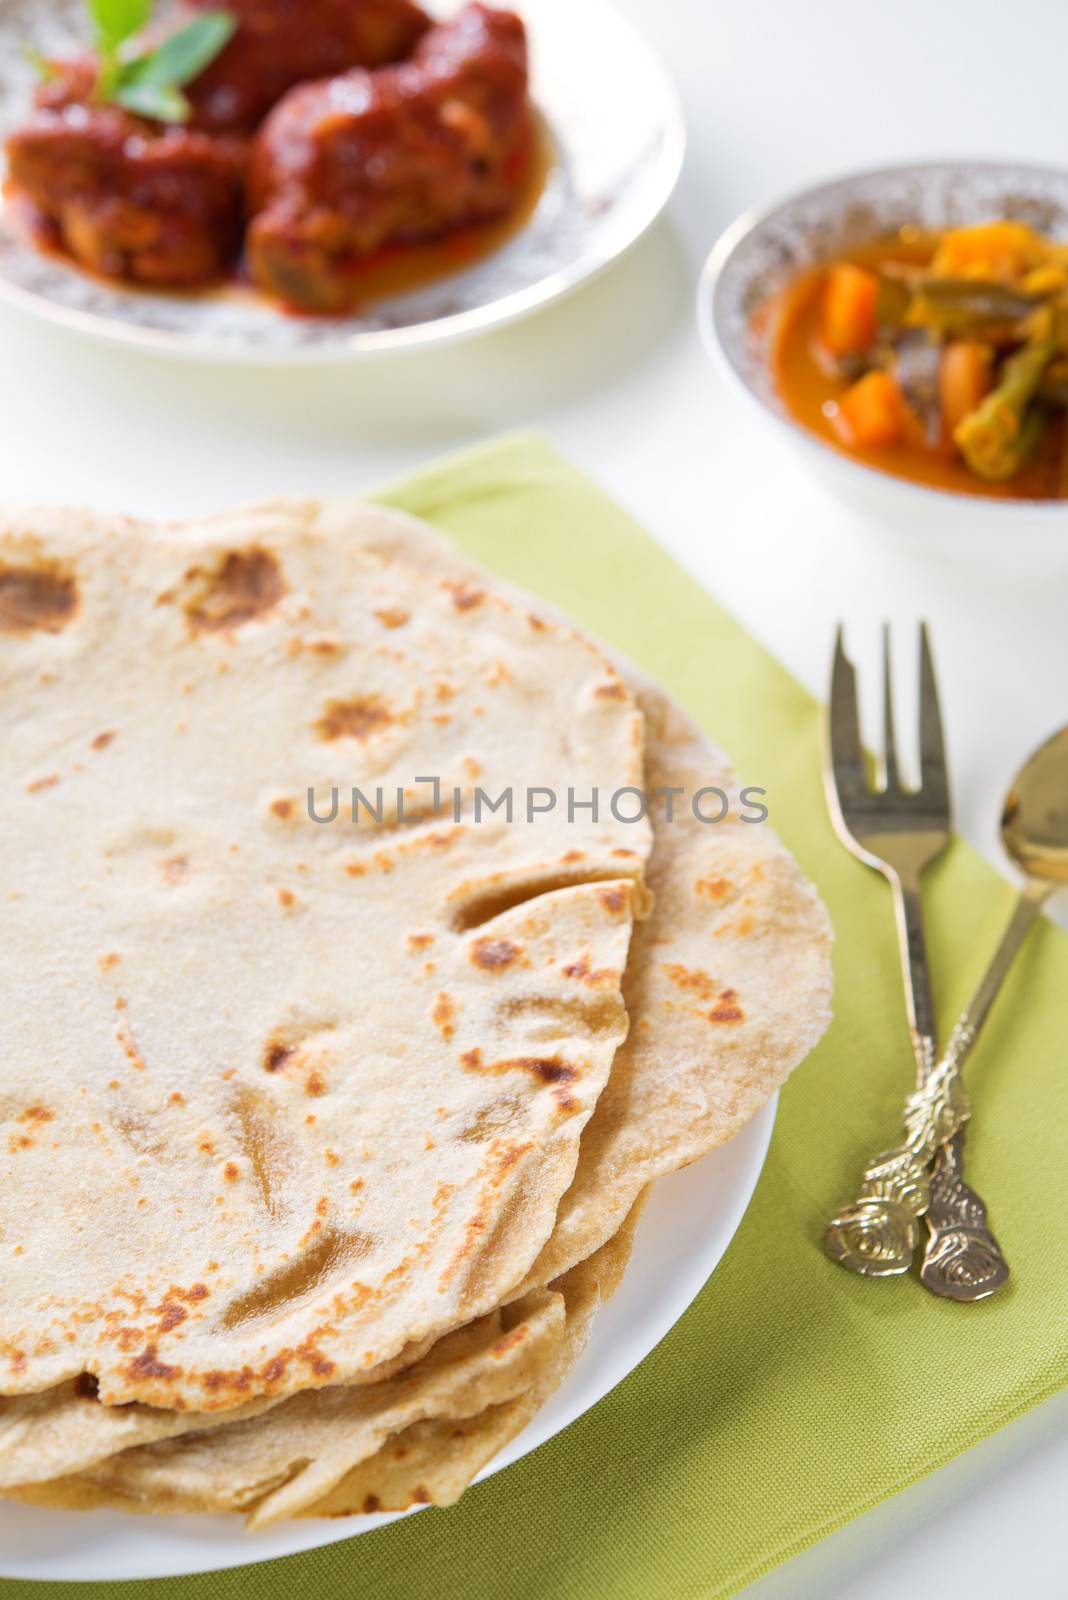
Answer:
[{"xmin": 0, "ymin": 500, "xmax": 832, "ymax": 1527}]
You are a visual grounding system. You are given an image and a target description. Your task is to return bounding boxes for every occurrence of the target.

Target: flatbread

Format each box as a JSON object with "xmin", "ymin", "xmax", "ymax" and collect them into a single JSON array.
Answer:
[
  {"xmin": 0, "ymin": 499, "xmax": 832, "ymax": 1520},
  {"xmin": 0, "ymin": 502, "xmax": 652, "ymax": 1413},
  {"xmin": 306, "ymin": 1192, "xmax": 642, "ymax": 1520},
  {"xmin": 7, "ymin": 1287, "xmax": 565, "ymax": 1520},
  {"xmin": 313, "ymin": 498, "xmax": 834, "ymax": 1287},
  {"xmin": 10, "ymin": 1199, "xmax": 643, "ymax": 1526}
]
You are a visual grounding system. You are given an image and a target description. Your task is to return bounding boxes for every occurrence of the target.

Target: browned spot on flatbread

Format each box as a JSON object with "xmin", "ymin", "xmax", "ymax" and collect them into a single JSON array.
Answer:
[
  {"xmin": 374, "ymin": 607, "xmax": 410, "ymax": 629},
  {"xmin": 263, "ymin": 1039, "xmax": 296, "ymax": 1074},
  {"xmin": 116, "ymin": 1018, "xmax": 147, "ymax": 1071},
  {"xmin": 595, "ymin": 679, "xmax": 626, "ymax": 699},
  {"xmin": 160, "ymin": 854, "xmax": 191, "ymax": 884},
  {"xmin": 432, "ymin": 991, "xmax": 457, "ymax": 1040},
  {"xmin": 596, "ymin": 884, "xmax": 630, "ymax": 916},
  {"xmin": 562, "ymin": 953, "xmax": 618, "ymax": 987},
  {"xmin": 17, "ymin": 1103, "xmax": 54, "ymax": 1124},
  {"xmin": 315, "ymin": 694, "xmax": 394, "ymax": 742},
  {"xmin": 91, "ymin": 730, "xmax": 115, "ymax": 751},
  {"xmin": 661, "ymin": 962, "xmax": 718, "ymax": 1000},
  {"xmin": 184, "ymin": 548, "xmax": 286, "ymax": 634},
  {"xmin": 0, "ymin": 563, "xmax": 78, "ymax": 633},
  {"xmin": 462, "ymin": 1051, "xmax": 577, "ymax": 1086},
  {"xmin": 125, "ymin": 1343, "xmax": 181, "ymax": 1383},
  {"xmin": 708, "ymin": 987, "xmax": 744, "ymax": 1023},
  {"xmin": 270, "ymin": 797, "xmax": 294, "ymax": 820},
  {"xmin": 471, "ymin": 937, "xmax": 522, "ymax": 971},
  {"xmin": 696, "ymin": 875, "xmax": 733, "ymax": 902},
  {"xmin": 446, "ymin": 582, "xmax": 484, "ymax": 612},
  {"xmin": 157, "ymin": 1302, "xmax": 188, "ymax": 1333},
  {"xmin": 26, "ymin": 773, "xmax": 59, "ymax": 794},
  {"xmin": 287, "ymin": 633, "xmax": 341, "ymax": 658}
]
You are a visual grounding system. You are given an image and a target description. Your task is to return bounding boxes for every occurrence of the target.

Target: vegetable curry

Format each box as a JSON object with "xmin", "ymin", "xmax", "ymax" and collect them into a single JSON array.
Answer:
[{"xmin": 769, "ymin": 220, "xmax": 1068, "ymax": 499}]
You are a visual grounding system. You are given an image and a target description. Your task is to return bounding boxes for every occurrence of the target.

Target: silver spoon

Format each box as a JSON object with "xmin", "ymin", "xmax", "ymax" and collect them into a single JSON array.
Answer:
[{"xmin": 919, "ymin": 725, "xmax": 1068, "ymax": 1301}]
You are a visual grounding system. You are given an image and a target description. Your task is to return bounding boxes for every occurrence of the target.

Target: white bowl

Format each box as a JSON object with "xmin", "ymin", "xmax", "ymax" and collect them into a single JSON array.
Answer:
[{"xmin": 697, "ymin": 160, "xmax": 1068, "ymax": 566}]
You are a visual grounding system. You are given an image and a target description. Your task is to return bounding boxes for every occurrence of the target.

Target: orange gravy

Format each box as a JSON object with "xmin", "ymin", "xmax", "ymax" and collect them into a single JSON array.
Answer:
[{"xmin": 767, "ymin": 234, "xmax": 1067, "ymax": 501}]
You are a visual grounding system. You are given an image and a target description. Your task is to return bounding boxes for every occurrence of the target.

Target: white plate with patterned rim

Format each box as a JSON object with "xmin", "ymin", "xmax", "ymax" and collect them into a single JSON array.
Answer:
[
  {"xmin": 0, "ymin": 1096, "xmax": 775, "ymax": 1580},
  {"xmin": 0, "ymin": 0, "xmax": 684, "ymax": 361}
]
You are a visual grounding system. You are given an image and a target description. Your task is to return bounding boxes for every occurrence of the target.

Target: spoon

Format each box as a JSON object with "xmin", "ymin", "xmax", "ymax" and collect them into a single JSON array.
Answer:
[{"xmin": 919, "ymin": 724, "xmax": 1068, "ymax": 1301}]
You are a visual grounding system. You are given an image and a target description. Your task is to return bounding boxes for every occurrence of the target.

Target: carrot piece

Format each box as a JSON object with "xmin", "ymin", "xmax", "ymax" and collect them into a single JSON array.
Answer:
[
  {"xmin": 831, "ymin": 370, "xmax": 907, "ymax": 448},
  {"xmin": 930, "ymin": 221, "xmax": 1045, "ymax": 283},
  {"xmin": 939, "ymin": 341, "xmax": 994, "ymax": 439},
  {"xmin": 818, "ymin": 263, "xmax": 880, "ymax": 357}
]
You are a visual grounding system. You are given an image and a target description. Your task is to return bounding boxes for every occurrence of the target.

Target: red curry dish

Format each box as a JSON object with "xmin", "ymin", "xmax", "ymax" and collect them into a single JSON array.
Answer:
[
  {"xmin": 5, "ymin": 82, "xmax": 248, "ymax": 287},
  {"xmin": 3, "ymin": 1, "xmax": 534, "ymax": 311},
  {"xmin": 248, "ymin": 5, "xmax": 530, "ymax": 311},
  {"xmin": 179, "ymin": 0, "xmax": 432, "ymax": 134}
]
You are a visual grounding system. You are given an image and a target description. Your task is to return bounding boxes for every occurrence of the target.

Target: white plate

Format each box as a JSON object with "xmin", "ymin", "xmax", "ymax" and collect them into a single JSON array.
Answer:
[
  {"xmin": 0, "ymin": 1095, "xmax": 775, "ymax": 1581},
  {"xmin": 0, "ymin": 0, "xmax": 684, "ymax": 360}
]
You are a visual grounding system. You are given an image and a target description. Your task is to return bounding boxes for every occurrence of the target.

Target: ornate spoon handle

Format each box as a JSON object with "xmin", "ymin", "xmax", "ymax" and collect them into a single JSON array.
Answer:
[
  {"xmin": 918, "ymin": 878, "xmax": 1050, "ymax": 1298},
  {"xmin": 828, "ymin": 878, "xmax": 1048, "ymax": 1288},
  {"xmin": 921, "ymin": 1128, "xmax": 1009, "ymax": 1300}
]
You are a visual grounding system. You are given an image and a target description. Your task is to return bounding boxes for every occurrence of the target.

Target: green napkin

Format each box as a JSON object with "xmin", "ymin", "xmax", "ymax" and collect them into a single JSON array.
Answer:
[{"xmin": 5, "ymin": 434, "xmax": 1066, "ymax": 1600}]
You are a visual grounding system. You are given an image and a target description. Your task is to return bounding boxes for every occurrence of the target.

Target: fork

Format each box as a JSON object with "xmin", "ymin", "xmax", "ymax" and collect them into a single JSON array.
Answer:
[{"xmin": 821, "ymin": 624, "xmax": 1009, "ymax": 1297}]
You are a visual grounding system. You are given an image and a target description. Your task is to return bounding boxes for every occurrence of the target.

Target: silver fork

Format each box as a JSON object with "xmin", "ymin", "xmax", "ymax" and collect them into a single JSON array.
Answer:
[{"xmin": 821, "ymin": 624, "xmax": 1009, "ymax": 1297}]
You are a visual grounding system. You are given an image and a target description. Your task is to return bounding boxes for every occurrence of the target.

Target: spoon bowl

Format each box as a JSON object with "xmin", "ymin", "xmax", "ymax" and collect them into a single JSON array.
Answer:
[{"xmin": 1001, "ymin": 726, "xmax": 1068, "ymax": 886}]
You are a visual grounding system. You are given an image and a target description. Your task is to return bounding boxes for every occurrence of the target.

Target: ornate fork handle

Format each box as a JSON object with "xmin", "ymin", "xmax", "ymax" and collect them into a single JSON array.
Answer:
[{"xmin": 825, "ymin": 1053, "xmax": 971, "ymax": 1277}]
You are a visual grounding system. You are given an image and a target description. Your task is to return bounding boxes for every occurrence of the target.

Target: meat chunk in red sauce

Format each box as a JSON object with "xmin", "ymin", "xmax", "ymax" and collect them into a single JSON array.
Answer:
[
  {"xmin": 247, "ymin": 4, "xmax": 531, "ymax": 312},
  {"xmin": 183, "ymin": 0, "xmax": 432, "ymax": 134},
  {"xmin": 1, "ymin": 0, "xmax": 431, "ymax": 289},
  {"xmin": 5, "ymin": 61, "xmax": 247, "ymax": 287}
]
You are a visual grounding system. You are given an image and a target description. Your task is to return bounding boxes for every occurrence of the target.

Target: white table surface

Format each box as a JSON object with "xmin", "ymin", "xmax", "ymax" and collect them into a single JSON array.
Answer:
[{"xmin": 0, "ymin": 0, "xmax": 1065, "ymax": 1594}]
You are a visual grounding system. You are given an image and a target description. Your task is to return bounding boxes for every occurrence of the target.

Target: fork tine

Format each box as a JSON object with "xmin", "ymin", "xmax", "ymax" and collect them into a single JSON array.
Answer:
[
  {"xmin": 918, "ymin": 621, "xmax": 950, "ymax": 811},
  {"xmin": 881, "ymin": 623, "xmax": 900, "ymax": 794},
  {"xmin": 828, "ymin": 625, "xmax": 866, "ymax": 798}
]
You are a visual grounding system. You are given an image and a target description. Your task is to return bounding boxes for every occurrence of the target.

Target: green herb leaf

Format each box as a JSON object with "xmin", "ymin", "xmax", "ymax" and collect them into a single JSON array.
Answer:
[
  {"xmin": 88, "ymin": 0, "xmax": 153, "ymax": 54},
  {"xmin": 23, "ymin": 44, "xmax": 58, "ymax": 81},
  {"xmin": 120, "ymin": 12, "xmax": 235, "ymax": 90},
  {"xmin": 114, "ymin": 79, "xmax": 191, "ymax": 121}
]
